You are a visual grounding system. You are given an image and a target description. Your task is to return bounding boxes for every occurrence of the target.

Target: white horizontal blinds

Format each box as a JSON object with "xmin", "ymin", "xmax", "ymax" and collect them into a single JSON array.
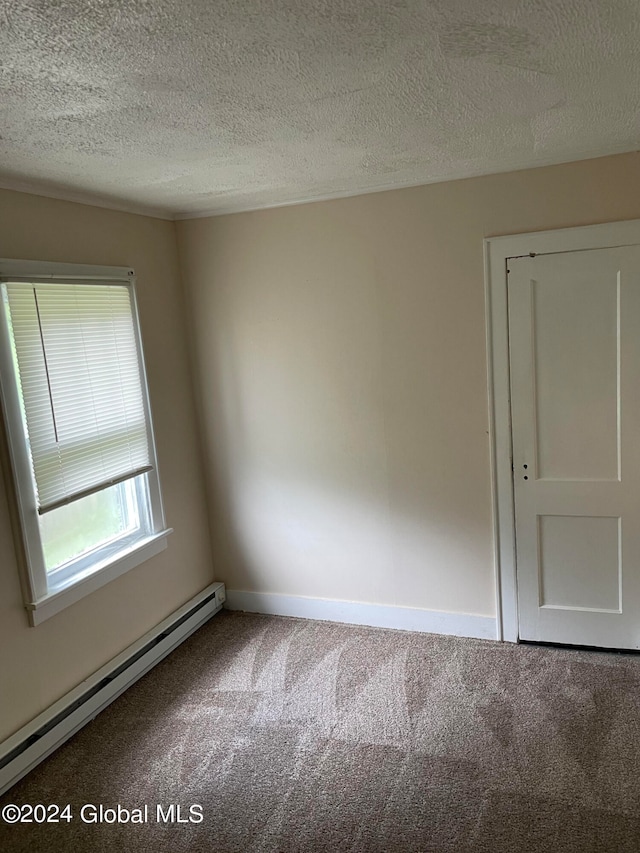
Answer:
[{"xmin": 5, "ymin": 282, "xmax": 152, "ymax": 514}]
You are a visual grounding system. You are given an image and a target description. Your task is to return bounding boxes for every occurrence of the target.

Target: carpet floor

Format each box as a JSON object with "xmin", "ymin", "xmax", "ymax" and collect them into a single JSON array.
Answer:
[{"xmin": 2, "ymin": 611, "xmax": 640, "ymax": 852}]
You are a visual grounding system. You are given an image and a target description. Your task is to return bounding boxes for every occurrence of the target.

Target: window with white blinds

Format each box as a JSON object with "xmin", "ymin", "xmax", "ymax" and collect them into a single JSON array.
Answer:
[
  {"xmin": 0, "ymin": 260, "xmax": 170, "ymax": 625},
  {"xmin": 4, "ymin": 282, "xmax": 153, "ymax": 514}
]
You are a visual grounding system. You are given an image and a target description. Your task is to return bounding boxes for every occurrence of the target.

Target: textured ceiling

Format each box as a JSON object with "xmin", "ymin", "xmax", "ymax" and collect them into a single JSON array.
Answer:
[{"xmin": 1, "ymin": 0, "xmax": 640, "ymax": 218}]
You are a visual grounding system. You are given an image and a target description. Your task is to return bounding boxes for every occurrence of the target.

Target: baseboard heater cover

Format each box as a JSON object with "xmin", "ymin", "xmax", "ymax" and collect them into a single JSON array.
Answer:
[{"xmin": 0, "ymin": 581, "xmax": 226, "ymax": 797}]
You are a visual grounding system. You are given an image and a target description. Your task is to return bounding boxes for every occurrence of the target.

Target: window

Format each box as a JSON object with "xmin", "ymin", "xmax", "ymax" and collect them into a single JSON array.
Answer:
[{"xmin": 0, "ymin": 260, "xmax": 171, "ymax": 624}]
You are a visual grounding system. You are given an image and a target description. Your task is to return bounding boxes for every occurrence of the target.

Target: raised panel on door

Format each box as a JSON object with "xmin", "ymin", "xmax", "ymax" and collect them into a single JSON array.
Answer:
[
  {"xmin": 509, "ymin": 245, "xmax": 640, "ymax": 648},
  {"xmin": 532, "ymin": 270, "xmax": 619, "ymax": 482}
]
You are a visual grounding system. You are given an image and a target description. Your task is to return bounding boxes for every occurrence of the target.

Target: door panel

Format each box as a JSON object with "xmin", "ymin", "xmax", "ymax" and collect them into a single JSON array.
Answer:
[
  {"xmin": 537, "ymin": 514, "xmax": 621, "ymax": 612},
  {"xmin": 509, "ymin": 246, "xmax": 640, "ymax": 648},
  {"xmin": 532, "ymin": 271, "xmax": 619, "ymax": 481}
]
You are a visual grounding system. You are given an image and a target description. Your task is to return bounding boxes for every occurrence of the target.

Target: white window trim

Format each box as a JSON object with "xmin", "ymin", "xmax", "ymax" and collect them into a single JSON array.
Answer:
[
  {"xmin": 0, "ymin": 259, "xmax": 172, "ymax": 625},
  {"xmin": 27, "ymin": 533, "xmax": 170, "ymax": 625}
]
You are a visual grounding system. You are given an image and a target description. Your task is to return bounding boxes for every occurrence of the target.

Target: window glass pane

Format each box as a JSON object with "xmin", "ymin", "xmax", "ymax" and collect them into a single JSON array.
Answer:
[{"xmin": 38, "ymin": 477, "xmax": 141, "ymax": 572}]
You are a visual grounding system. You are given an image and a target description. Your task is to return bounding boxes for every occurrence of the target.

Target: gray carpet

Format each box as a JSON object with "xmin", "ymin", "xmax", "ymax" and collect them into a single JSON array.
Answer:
[{"xmin": 2, "ymin": 611, "xmax": 640, "ymax": 852}]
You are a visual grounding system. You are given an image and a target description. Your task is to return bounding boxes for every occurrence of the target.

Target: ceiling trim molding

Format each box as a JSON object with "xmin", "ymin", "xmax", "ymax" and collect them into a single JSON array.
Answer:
[
  {"xmin": 171, "ymin": 148, "xmax": 640, "ymax": 220},
  {"xmin": 1, "ymin": 148, "xmax": 638, "ymax": 224},
  {"xmin": 0, "ymin": 180, "xmax": 173, "ymax": 221},
  {"xmin": 171, "ymin": 176, "xmax": 440, "ymax": 220}
]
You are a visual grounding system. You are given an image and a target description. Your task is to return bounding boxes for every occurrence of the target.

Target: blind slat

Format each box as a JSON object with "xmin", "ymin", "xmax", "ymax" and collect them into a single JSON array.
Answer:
[{"xmin": 5, "ymin": 282, "xmax": 152, "ymax": 513}]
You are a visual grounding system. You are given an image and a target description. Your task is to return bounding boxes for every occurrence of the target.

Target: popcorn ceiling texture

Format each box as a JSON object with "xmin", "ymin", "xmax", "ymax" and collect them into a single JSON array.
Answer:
[{"xmin": 1, "ymin": 0, "xmax": 640, "ymax": 217}]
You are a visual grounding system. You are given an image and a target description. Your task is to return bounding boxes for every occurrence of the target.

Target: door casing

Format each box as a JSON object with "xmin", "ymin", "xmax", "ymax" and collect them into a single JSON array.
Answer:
[{"xmin": 484, "ymin": 219, "xmax": 640, "ymax": 643}]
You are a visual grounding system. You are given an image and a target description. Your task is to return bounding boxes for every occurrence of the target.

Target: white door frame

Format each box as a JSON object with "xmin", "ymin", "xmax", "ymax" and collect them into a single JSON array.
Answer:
[{"xmin": 484, "ymin": 218, "xmax": 640, "ymax": 643}]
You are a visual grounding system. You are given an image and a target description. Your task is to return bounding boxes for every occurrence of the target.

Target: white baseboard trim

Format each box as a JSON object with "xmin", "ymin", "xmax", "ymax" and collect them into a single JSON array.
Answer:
[
  {"xmin": 0, "ymin": 581, "xmax": 226, "ymax": 797},
  {"xmin": 225, "ymin": 590, "xmax": 497, "ymax": 641}
]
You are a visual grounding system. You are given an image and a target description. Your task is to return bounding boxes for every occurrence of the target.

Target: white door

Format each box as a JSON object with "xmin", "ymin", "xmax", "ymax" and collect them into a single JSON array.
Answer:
[{"xmin": 509, "ymin": 245, "xmax": 640, "ymax": 649}]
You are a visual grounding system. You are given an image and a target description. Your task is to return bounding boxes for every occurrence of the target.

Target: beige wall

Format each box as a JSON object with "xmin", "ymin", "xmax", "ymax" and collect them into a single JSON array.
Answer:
[
  {"xmin": 3, "ymin": 152, "xmax": 639, "ymax": 741},
  {"xmin": 0, "ymin": 189, "xmax": 213, "ymax": 741},
  {"xmin": 176, "ymin": 152, "xmax": 640, "ymax": 619}
]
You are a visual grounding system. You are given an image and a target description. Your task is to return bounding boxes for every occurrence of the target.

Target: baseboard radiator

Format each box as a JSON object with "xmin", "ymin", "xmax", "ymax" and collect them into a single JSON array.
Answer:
[{"xmin": 0, "ymin": 581, "xmax": 226, "ymax": 796}]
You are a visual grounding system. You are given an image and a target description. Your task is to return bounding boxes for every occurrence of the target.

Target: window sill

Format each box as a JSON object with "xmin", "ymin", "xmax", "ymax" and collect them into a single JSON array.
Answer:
[{"xmin": 26, "ymin": 529, "xmax": 173, "ymax": 626}]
